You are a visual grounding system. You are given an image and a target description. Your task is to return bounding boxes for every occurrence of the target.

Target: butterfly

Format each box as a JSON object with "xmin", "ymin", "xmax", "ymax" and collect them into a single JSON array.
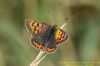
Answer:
[{"xmin": 25, "ymin": 19, "xmax": 68, "ymax": 52}]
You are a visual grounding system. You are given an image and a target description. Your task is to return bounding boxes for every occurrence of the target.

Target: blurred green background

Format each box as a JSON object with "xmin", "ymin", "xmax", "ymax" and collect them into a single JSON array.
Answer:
[{"xmin": 0, "ymin": 0, "xmax": 100, "ymax": 66}]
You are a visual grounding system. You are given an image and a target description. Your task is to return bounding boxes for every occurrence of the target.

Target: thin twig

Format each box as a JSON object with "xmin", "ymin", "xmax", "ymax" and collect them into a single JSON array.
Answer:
[
  {"xmin": 32, "ymin": 50, "xmax": 45, "ymax": 64},
  {"xmin": 60, "ymin": 23, "xmax": 67, "ymax": 29},
  {"xmin": 30, "ymin": 50, "xmax": 46, "ymax": 66}
]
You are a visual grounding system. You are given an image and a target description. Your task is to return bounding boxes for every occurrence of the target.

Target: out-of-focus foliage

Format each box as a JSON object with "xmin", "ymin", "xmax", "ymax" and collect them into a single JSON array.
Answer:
[{"xmin": 0, "ymin": 0, "xmax": 100, "ymax": 66}]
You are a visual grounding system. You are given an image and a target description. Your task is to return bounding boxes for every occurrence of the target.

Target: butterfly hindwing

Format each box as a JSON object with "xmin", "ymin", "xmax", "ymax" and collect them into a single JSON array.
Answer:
[
  {"xmin": 25, "ymin": 19, "xmax": 50, "ymax": 35},
  {"xmin": 46, "ymin": 47, "xmax": 56, "ymax": 52},
  {"xmin": 46, "ymin": 43, "xmax": 57, "ymax": 52},
  {"xmin": 31, "ymin": 37, "xmax": 57, "ymax": 52},
  {"xmin": 31, "ymin": 37, "xmax": 45, "ymax": 50},
  {"xmin": 55, "ymin": 28, "xmax": 68, "ymax": 45}
]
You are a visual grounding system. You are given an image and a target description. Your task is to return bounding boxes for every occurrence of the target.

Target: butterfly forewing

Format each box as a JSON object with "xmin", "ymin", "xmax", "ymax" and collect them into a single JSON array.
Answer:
[
  {"xmin": 25, "ymin": 19, "xmax": 51, "ymax": 35},
  {"xmin": 55, "ymin": 28, "xmax": 68, "ymax": 45}
]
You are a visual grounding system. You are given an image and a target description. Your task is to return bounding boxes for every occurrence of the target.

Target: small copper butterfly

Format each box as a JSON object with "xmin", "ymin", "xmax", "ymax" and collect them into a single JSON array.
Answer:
[{"xmin": 25, "ymin": 19, "xmax": 68, "ymax": 52}]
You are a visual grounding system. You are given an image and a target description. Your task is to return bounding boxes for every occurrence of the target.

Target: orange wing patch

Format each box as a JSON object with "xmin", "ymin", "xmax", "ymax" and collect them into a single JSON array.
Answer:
[
  {"xmin": 46, "ymin": 47, "xmax": 56, "ymax": 52},
  {"xmin": 55, "ymin": 28, "xmax": 67, "ymax": 44},
  {"xmin": 25, "ymin": 19, "xmax": 50, "ymax": 35}
]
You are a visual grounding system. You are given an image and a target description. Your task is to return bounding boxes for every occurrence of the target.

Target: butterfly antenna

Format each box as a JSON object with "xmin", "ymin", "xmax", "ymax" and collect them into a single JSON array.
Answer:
[{"xmin": 60, "ymin": 23, "xmax": 67, "ymax": 29}]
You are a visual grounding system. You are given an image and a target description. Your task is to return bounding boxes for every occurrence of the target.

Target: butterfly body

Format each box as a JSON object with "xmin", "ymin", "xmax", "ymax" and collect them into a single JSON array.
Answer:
[{"xmin": 25, "ymin": 19, "xmax": 68, "ymax": 52}]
